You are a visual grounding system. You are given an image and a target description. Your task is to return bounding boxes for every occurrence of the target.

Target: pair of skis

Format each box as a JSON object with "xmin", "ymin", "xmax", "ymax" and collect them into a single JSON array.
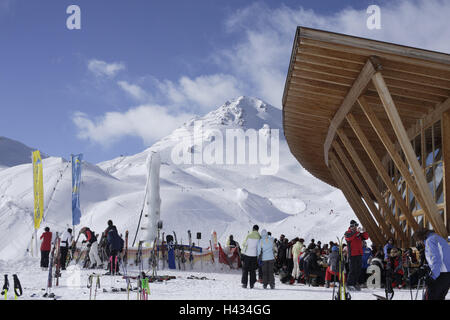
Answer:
[{"xmin": 333, "ymin": 236, "xmax": 351, "ymax": 300}]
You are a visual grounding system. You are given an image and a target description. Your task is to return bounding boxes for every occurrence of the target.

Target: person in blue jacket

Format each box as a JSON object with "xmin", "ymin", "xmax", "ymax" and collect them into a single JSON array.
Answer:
[
  {"xmin": 257, "ymin": 229, "xmax": 276, "ymax": 289},
  {"xmin": 414, "ymin": 228, "xmax": 450, "ymax": 300},
  {"xmin": 359, "ymin": 241, "xmax": 372, "ymax": 285},
  {"xmin": 104, "ymin": 220, "xmax": 123, "ymax": 275},
  {"xmin": 383, "ymin": 238, "xmax": 394, "ymax": 261}
]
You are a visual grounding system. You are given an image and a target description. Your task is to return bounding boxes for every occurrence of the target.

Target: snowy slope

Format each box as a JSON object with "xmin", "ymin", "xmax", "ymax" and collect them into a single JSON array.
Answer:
[
  {"xmin": 0, "ymin": 136, "xmax": 48, "ymax": 170},
  {"xmin": 0, "ymin": 96, "xmax": 355, "ymax": 262}
]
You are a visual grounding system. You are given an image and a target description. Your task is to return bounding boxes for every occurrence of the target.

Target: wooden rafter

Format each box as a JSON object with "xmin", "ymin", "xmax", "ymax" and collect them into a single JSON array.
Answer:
[
  {"xmin": 372, "ymin": 72, "xmax": 448, "ymax": 237},
  {"xmin": 332, "ymin": 141, "xmax": 392, "ymax": 241},
  {"xmin": 329, "ymin": 156, "xmax": 384, "ymax": 246},
  {"xmin": 336, "ymin": 128, "xmax": 407, "ymax": 242},
  {"xmin": 345, "ymin": 113, "xmax": 420, "ymax": 232},
  {"xmin": 357, "ymin": 96, "xmax": 438, "ymax": 235},
  {"xmin": 324, "ymin": 57, "xmax": 381, "ymax": 166}
]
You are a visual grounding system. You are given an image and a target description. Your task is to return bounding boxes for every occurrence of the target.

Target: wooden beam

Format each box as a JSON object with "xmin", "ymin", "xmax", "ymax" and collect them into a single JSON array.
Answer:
[
  {"xmin": 332, "ymin": 141, "xmax": 393, "ymax": 241},
  {"xmin": 336, "ymin": 128, "xmax": 407, "ymax": 242},
  {"xmin": 324, "ymin": 57, "xmax": 381, "ymax": 166},
  {"xmin": 443, "ymin": 111, "xmax": 450, "ymax": 234},
  {"xmin": 329, "ymin": 157, "xmax": 384, "ymax": 246},
  {"xmin": 346, "ymin": 113, "xmax": 420, "ymax": 232},
  {"xmin": 357, "ymin": 96, "xmax": 438, "ymax": 236},
  {"xmin": 299, "ymin": 27, "xmax": 450, "ymax": 72},
  {"xmin": 372, "ymin": 72, "xmax": 448, "ymax": 237}
]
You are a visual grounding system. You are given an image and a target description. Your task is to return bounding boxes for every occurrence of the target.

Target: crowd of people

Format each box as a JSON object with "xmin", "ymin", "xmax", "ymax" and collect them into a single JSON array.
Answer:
[
  {"xmin": 39, "ymin": 218, "xmax": 449, "ymax": 300},
  {"xmin": 233, "ymin": 219, "xmax": 449, "ymax": 300},
  {"xmin": 39, "ymin": 220, "xmax": 125, "ymax": 275}
]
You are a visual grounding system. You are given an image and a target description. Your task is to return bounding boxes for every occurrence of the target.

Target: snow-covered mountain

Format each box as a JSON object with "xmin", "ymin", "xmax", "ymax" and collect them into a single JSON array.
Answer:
[
  {"xmin": 0, "ymin": 96, "xmax": 354, "ymax": 261},
  {"xmin": 0, "ymin": 136, "xmax": 48, "ymax": 169}
]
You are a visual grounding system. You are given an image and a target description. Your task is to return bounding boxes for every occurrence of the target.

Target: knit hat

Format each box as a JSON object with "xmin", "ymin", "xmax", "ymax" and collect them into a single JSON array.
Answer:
[{"xmin": 350, "ymin": 220, "xmax": 359, "ymax": 227}]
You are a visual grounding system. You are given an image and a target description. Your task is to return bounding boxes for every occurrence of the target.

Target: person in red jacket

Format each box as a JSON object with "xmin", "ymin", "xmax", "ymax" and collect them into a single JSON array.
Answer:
[
  {"xmin": 344, "ymin": 220, "xmax": 369, "ymax": 291},
  {"xmin": 40, "ymin": 227, "xmax": 53, "ymax": 270}
]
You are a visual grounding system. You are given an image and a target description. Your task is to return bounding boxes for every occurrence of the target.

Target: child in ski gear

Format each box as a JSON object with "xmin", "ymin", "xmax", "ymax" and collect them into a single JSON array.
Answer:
[
  {"xmin": 40, "ymin": 227, "xmax": 52, "ymax": 269},
  {"xmin": 59, "ymin": 228, "xmax": 73, "ymax": 270},
  {"xmin": 414, "ymin": 227, "xmax": 450, "ymax": 300},
  {"xmin": 344, "ymin": 220, "xmax": 369, "ymax": 291},
  {"xmin": 80, "ymin": 227, "xmax": 103, "ymax": 269},
  {"xmin": 241, "ymin": 225, "xmax": 261, "ymax": 289},
  {"xmin": 256, "ymin": 229, "xmax": 276, "ymax": 289},
  {"xmin": 325, "ymin": 245, "xmax": 341, "ymax": 288}
]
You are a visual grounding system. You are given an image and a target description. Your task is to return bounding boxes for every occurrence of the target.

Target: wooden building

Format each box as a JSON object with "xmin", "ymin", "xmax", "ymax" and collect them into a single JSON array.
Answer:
[{"xmin": 282, "ymin": 27, "xmax": 450, "ymax": 247}]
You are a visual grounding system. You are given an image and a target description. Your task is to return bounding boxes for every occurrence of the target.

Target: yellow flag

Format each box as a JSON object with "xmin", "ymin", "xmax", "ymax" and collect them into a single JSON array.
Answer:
[{"xmin": 32, "ymin": 150, "xmax": 44, "ymax": 230}]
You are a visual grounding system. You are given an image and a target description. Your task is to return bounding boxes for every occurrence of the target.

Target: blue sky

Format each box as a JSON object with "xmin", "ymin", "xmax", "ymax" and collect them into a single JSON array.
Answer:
[{"xmin": 1, "ymin": 0, "xmax": 449, "ymax": 163}]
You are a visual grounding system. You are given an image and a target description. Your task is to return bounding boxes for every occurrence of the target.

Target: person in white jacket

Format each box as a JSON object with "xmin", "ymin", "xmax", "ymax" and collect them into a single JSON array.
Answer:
[
  {"xmin": 59, "ymin": 228, "xmax": 73, "ymax": 270},
  {"xmin": 241, "ymin": 225, "xmax": 261, "ymax": 289},
  {"xmin": 291, "ymin": 238, "xmax": 305, "ymax": 282}
]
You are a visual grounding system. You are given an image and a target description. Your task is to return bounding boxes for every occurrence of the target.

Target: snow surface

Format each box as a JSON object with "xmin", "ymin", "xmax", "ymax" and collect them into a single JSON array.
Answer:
[{"xmin": 0, "ymin": 257, "xmax": 427, "ymax": 300}]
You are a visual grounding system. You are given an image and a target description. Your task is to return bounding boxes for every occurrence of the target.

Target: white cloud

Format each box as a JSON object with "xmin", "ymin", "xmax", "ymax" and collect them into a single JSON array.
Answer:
[
  {"xmin": 88, "ymin": 59, "xmax": 126, "ymax": 78},
  {"xmin": 73, "ymin": 105, "xmax": 195, "ymax": 146},
  {"xmin": 159, "ymin": 74, "xmax": 243, "ymax": 110},
  {"xmin": 117, "ymin": 81, "xmax": 149, "ymax": 102}
]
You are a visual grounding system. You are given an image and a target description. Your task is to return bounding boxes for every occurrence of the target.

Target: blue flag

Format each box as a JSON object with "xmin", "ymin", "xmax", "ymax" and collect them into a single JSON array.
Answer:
[{"xmin": 72, "ymin": 154, "xmax": 83, "ymax": 226}]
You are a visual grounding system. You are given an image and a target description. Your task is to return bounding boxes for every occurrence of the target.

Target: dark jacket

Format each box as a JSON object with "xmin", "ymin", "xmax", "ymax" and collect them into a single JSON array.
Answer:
[
  {"xmin": 327, "ymin": 251, "xmax": 340, "ymax": 273},
  {"xmin": 85, "ymin": 229, "xmax": 97, "ymax": 244},
  {"xmin": 106, "ymin": 226, "xmax": 122, "ymax": 251}
]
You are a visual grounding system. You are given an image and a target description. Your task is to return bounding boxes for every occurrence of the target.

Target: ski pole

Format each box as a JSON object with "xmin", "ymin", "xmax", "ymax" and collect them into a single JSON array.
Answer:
[{"xmin": 1, "ymin": 275, "xmax": 8, "ymax": 300}]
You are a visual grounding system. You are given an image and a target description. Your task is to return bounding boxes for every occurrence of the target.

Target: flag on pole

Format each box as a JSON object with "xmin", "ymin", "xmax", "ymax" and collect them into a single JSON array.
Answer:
[
  {"xmin": 32, "ymin": 151, "xmax": 44, "ymax": 230},
  {"xmin": 71, "ymin": 154, "xmax": 83, "ymax": 226}
]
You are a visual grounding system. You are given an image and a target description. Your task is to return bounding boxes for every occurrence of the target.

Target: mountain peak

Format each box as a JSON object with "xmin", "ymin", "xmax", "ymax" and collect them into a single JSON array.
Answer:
[
  {"xmin": 0, "ymin": 136, "xmax": 47, "ymax": 169},
  {"xmin": 184, "ymin": 96, "xmax": 281, "ymax": 131}
]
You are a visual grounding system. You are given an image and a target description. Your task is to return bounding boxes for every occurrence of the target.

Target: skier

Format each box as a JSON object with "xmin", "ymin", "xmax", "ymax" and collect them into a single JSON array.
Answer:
[
  {"xmin": 59, "ymin": 228, "xmax": 73, "ymax": 270},
  {"xmin": 383, "ymin": 238, "xmax": 394, "ymax": 261},
  {"xmin": 40, "ymin": 227, "xmax": 53, "ymax": 270},
  {"xmin": 291, "ymin": 238, "xmax": 304, "ymax": 283},
  {"xmin": 414, "ymin": 227, "xmax": 450, "ymax": 300},
  {"xmin": 227, "ymin": 235, "xmax": 240, "ymax": 251},
  {"xmin": 386, "ymin": 247, "xmax": 405, "ymax": 289},
  {"xmin": 80, "ymin": 227, "xmax": 103, "ymax": 269},
  {"xmin": 344, "ymin": 220, "xmax": 369, "ymax": 291},
  {"xmin": 325, "ymin": 245, "xmax": 341, "ymax": 288},
  {"xmin": 105, "ymin": 220, "xmax": 122, "ymax": 275},
  {"xmin": 240, "ymin": 225, "xmax": 261, "ymax": 289},
  {"xmin": 256, "ymin": 229, "xmax": 276, "ymax": 289},
  {"xmin": 359, "ymin": 241, "xmax": 372, "ymax": 286}
]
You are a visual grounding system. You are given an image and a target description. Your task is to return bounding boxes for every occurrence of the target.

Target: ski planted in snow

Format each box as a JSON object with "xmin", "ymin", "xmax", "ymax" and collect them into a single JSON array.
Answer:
[{"xmin": 188, "ymin": 230, "xmax": 194, "ymax": 270}]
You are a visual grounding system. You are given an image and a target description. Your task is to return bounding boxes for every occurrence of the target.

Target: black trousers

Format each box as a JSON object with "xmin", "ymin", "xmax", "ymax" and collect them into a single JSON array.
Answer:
[
  {"xmin": 108, "ymin": 249, "xmax": 119, "ymax": 274},
  {"xmin": 262, "ymin": 260, "xmax": 275, "ymax": 287},
  {"xmin": 425, "ymin": 272, "xmax": 450, "ymax": 300},
  {"xmin": 241, "ymin": 255, "xmax": 258, "ymax": 288},
  {"xmin": 41, "ymin": 250, "xmax": 50, "ymax": 268},
  {"xmin": 347, "ymin": 255, "xmax": 362, "ymax": 286},
  {"xmin": 60, "ymin": 247, "xmax": 69, "ymax": 270}
]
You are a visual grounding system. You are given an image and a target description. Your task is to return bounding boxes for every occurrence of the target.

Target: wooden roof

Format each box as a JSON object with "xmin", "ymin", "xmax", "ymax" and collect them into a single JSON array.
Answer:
[{"xmin": 283, "ymin": 27, "xmax": 450, "ymax": 188}]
